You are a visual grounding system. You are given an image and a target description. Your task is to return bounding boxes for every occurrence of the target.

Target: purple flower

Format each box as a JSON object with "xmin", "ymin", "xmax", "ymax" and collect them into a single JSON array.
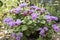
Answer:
[
  {"xmin": 52, "ymin": 24, "xmax": 59, "ymax": 32},
  {"xmin": 30, "ymin": 6, "xmax": 38, "ymax": 9},
  {"xmin": 8, "ymin": 21, "xmax": 15, "ymax": 27},
  {"xmin": 14, "ymin": 7, "xmax": 22, "ymax": 14},
  {"xmin": 43, "ymin": 27, "xmax": 48, "ymax": 31},
  {"xmin": 19, "ymin": 3, "xmax": 27, "ymax": 8},
  {"xmin": 29, "ymin": 10, "xmax": 34, "ymax": 14},
  {"xmin": 10, "ymin": 7, "xmax": 22, "ymax": 14},
  {"xmin": 3, "ymin": 18, "xmax": 13, "ymax": 24},
  {"xmin": 45, "ymin": 15, "xmax": 51, "ymax": 19},
  {"xmin": 31, "ymin": 13, "xmax": 38, "ymax": 20},
  {"xmin": 46, "ymin": 19, "xmax": 51, "ymax": 23},
  {"xmin": 45, "ymin": 15, "xmax": 58, "ymax": 22},
  {"xmin": 16, "ymin": 32, "xmax": 23, "ymax": 40},
  {"xmin": 45, "ymin": 15, "xmax": 52, "ymax": 22},
  {"xmin": 15, "ymin": 19, "xmax": 22, "ymax": 25},
  {"xmin": 36, "ymin": 7, "xmax": 40, "ymax": 11},
  {"xmin": 23, "ymin": 10, "xmax": 29, "ymax": 16},
  {"xmin": 52, "ymin": 24, "xmax": 57, "ymax": 27},
  {"xmin": 19, "ymin": 32, "xmax": 23, "ymax": 37},
  {"xmin": 39, "ymin": 29, "xmax": 45, "ymax": 36},
  {"xmin": 51, "ymin": 16, "xmax": 58, "ymax": 21},
  {"xmin": 12, "ymin": 33, "xmax": 17, "ymax": 38},
  {"xmin": 16, "ymin": 36, "xmax": 21, "ymax": 40},
  {"xmin": 37, "ymin": 28, "xmax": 42, "ymax": 31}
]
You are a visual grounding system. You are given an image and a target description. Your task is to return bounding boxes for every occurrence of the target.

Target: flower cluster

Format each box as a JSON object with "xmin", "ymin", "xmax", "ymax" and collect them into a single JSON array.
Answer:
[
  {"xmin": 31, "ymin": 13, "xmax": 38, "ymax": 20},
  {"xmin": 45, "ymin": 15, "xmax": 58, "ymax": 23},
  {"xmin": 52, "ymin": 24, "xmax": 59, "ymax": 32},
  {"xmin": 19, "ymin": 2, "xmax": 28, "ymax": 8},
  {"xmin": 10, "ymin": 7, "xmax": 22, "ymax": 14},
  {"xmin": 3, "ymin": 18, "xmax": 22, "ymax": 28},
  {"xmin": 12, "ymin": 32, "xmax": 23, "ymax": 40},
  {"xmin": 3, "ymin": 2, "xmax": 59, "ymax": 40},
  {"xmin": 39, "ymin": 27, "xmax": 48, "ymax": 36}
]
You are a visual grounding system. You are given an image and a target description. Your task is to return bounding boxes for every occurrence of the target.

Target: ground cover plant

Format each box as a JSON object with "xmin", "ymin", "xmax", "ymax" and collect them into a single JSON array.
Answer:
[{"xmin": 1, "ymin": 1, "xmax": 59, "ymax": 40}]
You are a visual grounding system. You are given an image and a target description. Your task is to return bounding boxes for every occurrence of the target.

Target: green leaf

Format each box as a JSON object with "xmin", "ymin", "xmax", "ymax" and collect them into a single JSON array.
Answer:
[
  {"xmin": 27, "ymin": 21, "xmax": 32, "ymax": 25},
  {"xmin": 37, "ymin": 36, "xmax": 42, "ymax": 40},
  {"xmin": 24, "ymin": 30, "xmax": 31, "ymax": 36},
  {"xmin": 21, "ymin": 36, "xmax": 28, "ymax": 40},
  {"xmin": 22, "ymin": 25, "xmax": 28, "ymax": 31},
  {"xmin": 13, "ymin": 26, "xmax": 21, "ymax": 33},
  {"xmin": 40, "ymin": 20, "xmax": 46, "ymax": 24}
]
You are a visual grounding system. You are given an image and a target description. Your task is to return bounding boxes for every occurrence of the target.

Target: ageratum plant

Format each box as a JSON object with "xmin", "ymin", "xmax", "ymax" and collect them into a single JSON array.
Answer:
[{"xmin": 3, "ymin": 2, "xmax": 59, "ymax": 40}]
